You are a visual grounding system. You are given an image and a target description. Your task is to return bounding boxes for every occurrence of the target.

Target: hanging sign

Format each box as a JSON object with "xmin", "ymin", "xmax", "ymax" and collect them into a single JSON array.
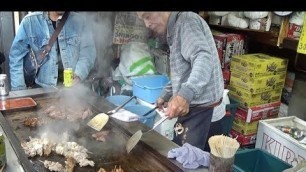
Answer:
[{"xmin": 297, "ymin": 13, "xmax": 306, "ymax": 54}]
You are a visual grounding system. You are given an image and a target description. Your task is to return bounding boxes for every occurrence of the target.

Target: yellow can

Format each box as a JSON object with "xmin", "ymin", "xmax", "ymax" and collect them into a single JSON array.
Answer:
[
  {"xmin": 0, "ymin": 132, "xmax": 6, "ymax": 167},
  {"xmin": 63, "ymin": 68, "xmax": 73, "ymax": 87}
]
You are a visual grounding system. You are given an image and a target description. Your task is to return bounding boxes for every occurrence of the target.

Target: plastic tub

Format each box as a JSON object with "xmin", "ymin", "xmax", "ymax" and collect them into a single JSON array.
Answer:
[
  {"xmin": 132, "ymin": 75, "xmax": 169, "ymax": 103},
  {"xmin": 105, "ymin": 95, "xmax": 137, "ymax": 107},
  {"xmin": 233, "ymin": 148, "xmax": 292, "ymax": 172},
  {"xmin": 124, "ymin": 105, "xmax": 157, "ymax": 128}
]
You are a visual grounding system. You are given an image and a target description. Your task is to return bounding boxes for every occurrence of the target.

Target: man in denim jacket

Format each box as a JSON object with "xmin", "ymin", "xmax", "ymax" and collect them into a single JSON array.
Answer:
[{"xmin": 9, "ymin": 11, "xmax": 96, "ymax": 90}]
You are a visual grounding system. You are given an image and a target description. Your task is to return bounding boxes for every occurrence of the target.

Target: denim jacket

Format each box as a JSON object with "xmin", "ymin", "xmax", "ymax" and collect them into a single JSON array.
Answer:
[{"xmin": 9, "ymin": 12, "xmax": 96, "ymax": 90}]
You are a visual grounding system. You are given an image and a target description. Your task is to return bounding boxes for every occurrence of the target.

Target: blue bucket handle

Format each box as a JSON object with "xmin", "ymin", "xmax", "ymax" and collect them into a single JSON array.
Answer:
[{"xmin": 132, "ymin": 75, "xmax": 169, "ymax": 90}]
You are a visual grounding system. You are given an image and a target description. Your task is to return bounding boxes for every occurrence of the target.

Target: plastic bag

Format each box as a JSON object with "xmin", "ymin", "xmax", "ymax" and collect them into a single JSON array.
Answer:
[{"xmin": 116, "ymin": 41, "xmax": 156, "ymax": 88}]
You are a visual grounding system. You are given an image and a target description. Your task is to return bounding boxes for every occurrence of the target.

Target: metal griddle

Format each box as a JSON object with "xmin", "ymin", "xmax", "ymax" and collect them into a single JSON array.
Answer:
[{"xmin": 0, "ymin": 94, "xmax": 183, "ymax": 172}]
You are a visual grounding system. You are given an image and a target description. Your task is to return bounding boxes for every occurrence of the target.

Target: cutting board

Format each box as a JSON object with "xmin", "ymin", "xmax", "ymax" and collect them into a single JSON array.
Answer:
[{"xmin": 0, "ymin": 97, "xmax": 37, "ymax": 111}]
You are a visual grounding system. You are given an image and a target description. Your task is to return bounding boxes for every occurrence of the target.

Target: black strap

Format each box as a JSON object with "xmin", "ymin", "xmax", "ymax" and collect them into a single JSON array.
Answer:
[{"xmin": 41, "ymin": 11, "xmax": 70, "ymax": 57}]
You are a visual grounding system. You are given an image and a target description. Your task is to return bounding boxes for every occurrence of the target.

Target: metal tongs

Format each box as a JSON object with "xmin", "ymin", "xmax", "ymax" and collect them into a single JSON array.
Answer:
[
  {"xmin": 107, "ymin": 96, "xmax": 136, "ymax": 114},
  {"xmin": 87, "ymin": 95, "xmax": 136, "ymax": 131}
]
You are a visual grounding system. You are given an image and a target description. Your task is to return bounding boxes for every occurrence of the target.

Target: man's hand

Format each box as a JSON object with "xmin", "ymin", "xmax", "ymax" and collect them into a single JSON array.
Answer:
[
  {"xmin": 166, "ymin": 95, "xmax": 189, "ymax": 119},
  {"xmin": 156, "ymin": 98, "xmax": 167, "ymax": 112}
]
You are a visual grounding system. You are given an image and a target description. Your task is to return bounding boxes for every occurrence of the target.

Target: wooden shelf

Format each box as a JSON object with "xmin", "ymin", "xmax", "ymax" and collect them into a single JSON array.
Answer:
[
  {"xmin": 209, "ymin": 24, "xmax": 280, "ymax": 47},
  {"xmin": 280, "ymin": 38, "xmax": 298, "ymax": 51},
  {"xmin": 207, "ymin": 16, "xmax": 301, "ymax": 52}
]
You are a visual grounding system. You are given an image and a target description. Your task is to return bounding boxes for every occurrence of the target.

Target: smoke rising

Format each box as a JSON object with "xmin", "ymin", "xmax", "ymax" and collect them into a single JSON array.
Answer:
[
  {"xmin": 37, "ymin": 84, "xmax": 95, "ymax": 143},
  {"xmin": 81, "ymin": 12, "xmax": 116, "ymax": 79},
  {"xmin": 35, "ymin": 12, "xmax": 117, "ymax": 143}
]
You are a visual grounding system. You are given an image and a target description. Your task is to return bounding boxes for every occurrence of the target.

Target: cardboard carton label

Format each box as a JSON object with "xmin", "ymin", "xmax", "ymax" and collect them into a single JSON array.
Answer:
[
  {"xmin": 235, "ymin": 101, "xmax": 281, "ymax": 123},
  {"xmin": 230, "ymin": 129, "xmax": 257, "ymax": 145},
  {"xmin": 287, "ymin": 23, "xmax": 302, "ymax": 40}
]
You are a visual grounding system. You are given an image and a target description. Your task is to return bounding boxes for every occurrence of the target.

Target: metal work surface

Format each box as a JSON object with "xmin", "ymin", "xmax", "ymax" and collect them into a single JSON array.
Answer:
[
  {"xmin": 0, "ymin": 88, "xmax": 184, "ymax": 172},
  {"xmin": 0, "ymin": 119, "xmax": 24, "ymax": 172}
]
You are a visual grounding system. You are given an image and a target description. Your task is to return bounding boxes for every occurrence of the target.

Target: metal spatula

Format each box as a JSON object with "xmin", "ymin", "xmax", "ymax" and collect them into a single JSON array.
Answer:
[
  {"xmin": 87, "ymin": 95, "xmax": 136, "ymax": 131},
  {"xmin": 86, "ymin": 113, "xmax": 110, "ymax": 131},
  {"xmin": 126, "ymin": 116, "xmax": 168, "ymax": 154}
]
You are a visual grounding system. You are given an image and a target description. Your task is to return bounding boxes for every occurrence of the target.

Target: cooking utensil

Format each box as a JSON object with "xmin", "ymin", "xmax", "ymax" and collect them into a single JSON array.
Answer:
[
  {"xmin": 87, "ymin": 95, "xmax": 136, "ymax": 131},
  {"xmin": 107, "ymin": 95, "xmax": 136, "ymax": 114},
  {"xmin": 126, "ymin": 116, "xmax": 168, "ymax": 154},
  {"xmin": 143, "ymin": 106, "xmax": 158, "ymax": 117},
  {"xmin": 0, "ymin": 163, "xmax": 5, "ymax": 172}
]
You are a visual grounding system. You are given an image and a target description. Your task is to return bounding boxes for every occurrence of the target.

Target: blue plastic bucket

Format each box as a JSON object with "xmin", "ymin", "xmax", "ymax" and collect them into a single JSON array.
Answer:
[
  {"xmin": 124, "ymin": 105, "xmax": 157, "ymax": 128},
  {"xmin": 132, "ymin": 75, "xmax": 169, "ymax": 103},
  {"xmin": 105, "ymin": 95, "xmax": 137, "ymax": 107}
]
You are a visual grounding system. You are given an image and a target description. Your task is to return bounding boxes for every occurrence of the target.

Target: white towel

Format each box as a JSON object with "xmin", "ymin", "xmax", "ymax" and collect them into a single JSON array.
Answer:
[{"xmin": 110, "ymin": 109, "xmax": 139, "ymax": 122}]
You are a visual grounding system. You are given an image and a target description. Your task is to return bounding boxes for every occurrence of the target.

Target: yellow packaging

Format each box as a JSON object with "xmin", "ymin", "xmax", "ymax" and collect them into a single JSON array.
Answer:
[
  {"xmin": 64, "ymin": 68, "xmax": 73, "ymax": 87},
  {"xmin": 230, "ymin": 71, "xmax": 286, "ymax": 94},
  {"xmin": 232, "ymin": 117, "xmax": 260, "ymax": 135},
  {"xmin": 232, "ymin": 115, "xmax": 278, "ymax": 135},
  {"xmin": 230, "ymin": 53, "xmax": 288, "ymax": 78},
  {"xmin": 228, "ymin": 85, "xmax": 282, "ymax": 108}
]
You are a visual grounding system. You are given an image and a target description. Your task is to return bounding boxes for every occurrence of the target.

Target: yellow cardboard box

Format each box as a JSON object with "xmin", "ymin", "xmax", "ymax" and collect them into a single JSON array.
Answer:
[
  {"xmin": 230, "ymin": 53, "xmax": 288, "ymax": 78},
  {"xmin": 232, "ymin": 117, "xmax": 259, "ymax": 135},
  {"xmin": 232, "ymin": 115, "xmax": 277, "ymax": 135},
  {"xmin": 228, "ymin": 85, "xmax": 282, "ymax": 108},
  {"xmin": 230, "ymin": 71, "xmax": 286, "ymax": 94}
]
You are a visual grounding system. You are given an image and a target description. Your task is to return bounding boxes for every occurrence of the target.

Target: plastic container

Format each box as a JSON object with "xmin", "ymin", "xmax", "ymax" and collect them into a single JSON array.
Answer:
[
  {"xmin": 219, "ymin": 98, "xmax": 239, "ymax": 135},
  {"xmin": 105, "ymin": 95, "xmax": 137, "ymax": 107},
  {"xmin": 124, "ymin": 105, "xmax": 157, "ymax": 128},
  {"xmin": 233, "ymin": 148, "xmax": 292, "ymax": 172},
  {"xmin": 132, "ymin": 75, "xmax": 169, "ymax": 103}
]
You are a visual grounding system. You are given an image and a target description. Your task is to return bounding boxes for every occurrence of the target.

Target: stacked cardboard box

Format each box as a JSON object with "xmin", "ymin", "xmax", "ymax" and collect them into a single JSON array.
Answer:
[
  {"xmin": 212, "ymin": 30, "xmax": 248, "ymax": 88},
  {"xmin": 228, "ymin": 53, "xmax": 288, "ymax": 146}
]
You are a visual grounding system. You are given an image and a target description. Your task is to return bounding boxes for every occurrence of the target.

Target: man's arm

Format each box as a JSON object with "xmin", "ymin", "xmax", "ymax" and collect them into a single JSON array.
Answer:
[
  {"xmin": 177, "ymin": 14, "xmax": 215, "ymax": 104},
  {"xmin": 74, "ymin": 19, "xmax": 96, "ymax": 81},
  {"xmin": 159, "ymin": 80, "xmax": 173, "ymax": 101},
  {"xmin": 9, "ymin": 19, "xmax": 30, "ymax": 90}
]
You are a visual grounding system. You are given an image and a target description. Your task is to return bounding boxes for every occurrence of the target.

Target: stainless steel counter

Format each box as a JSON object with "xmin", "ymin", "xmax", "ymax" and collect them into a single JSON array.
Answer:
[
  {"xmin": 0, "ymin": 123, "xmax": 24, "ymax": 172},
  {"xmin": 0, "ymin": 87, "xmax": 209, "ymax": 172}
]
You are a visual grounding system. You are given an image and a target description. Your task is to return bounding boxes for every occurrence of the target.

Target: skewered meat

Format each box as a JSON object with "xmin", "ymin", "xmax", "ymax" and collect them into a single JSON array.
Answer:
[
  {"xmin": 53, "ymin": 142, "xmax": 94, "ymax": 167},
  {"xmin": 111, "ymin": 165, "xmax": 124, "ymax": 172},
  {"xmin": 23, "ymin": 117, "xmax": 50, "ymax": 127},
  {"xmin": 37, "ymin": 117, "xmax": 50, "ymax": 126},
  {"xmin": 22, "ymin": 133, "xmax": 94, "ymax": 167},
  {"xmin": 82, "ymin": 108, "xmax": 93, "ymax": 119},
  {"xmin": 23, "ymin": 117, "xmax": 38, "ymax": 127},
  {"xmin": 64, "ymin": 157, "xmax": 76, "ymax": 172},
  {"xmin": 92, "ymin": 130, "xmax": 110, "ymax": 142},
  {"xmin": 21, "ymin": 135, "xmax": 55, "ymax": 157},
  {"xmin": 41, "ymin": 160, "xmax": 64, "ymax": 172},
  {"xmin": 48, "ymin": 110, "xmax": 66, "ymax": 119},
  {"xmin": 41, "ymin": 137, "xmax": 55, "ymax": 156},
  {"xmin": 97, "ymin": 168, "xmax": 107, "ymax": 172},
  {"xmin": 44, "ymin": 104, "xmax": 93, "ymax": 121},
  {"xmin": 65, "ymin": 107, "xmax": 84, "ymax": 121},
  {"xmin": 21, "ymin": 137, "xmax": 44, "ymax": 157},
  {"xmin": 44, "ymin": 105, "xmax": 56, "ymax": 114}
]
